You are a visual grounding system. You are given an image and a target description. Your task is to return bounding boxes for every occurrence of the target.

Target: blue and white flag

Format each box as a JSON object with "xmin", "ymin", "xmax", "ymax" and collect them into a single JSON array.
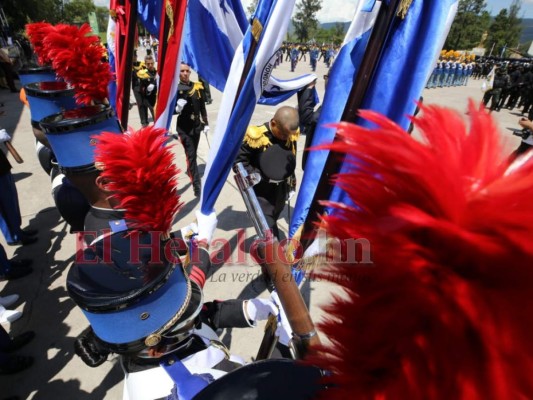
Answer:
[
  {"xmin": 200, "ymin": 0, "xmax": 297, "ymax": 214},
  {"xmin": 182, "ymin": 0, "xmax": 248, "ymax": 92},
  {"xmin": 290, "ymin": 0, "xmax": 458, "ymax": 247},
  {"xmin": 137, "ymin": 0, "xmax": 164, "ymax": 36},
  {"xmin": 183, "ymin": 0, "xmax": 314, "ymax": 105},
  {"xmin": 290, "ymin": 0, "xmax": 381, "ymax": 239}
]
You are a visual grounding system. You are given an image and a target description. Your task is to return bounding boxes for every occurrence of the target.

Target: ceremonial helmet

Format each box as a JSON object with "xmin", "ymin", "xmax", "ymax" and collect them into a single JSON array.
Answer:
[{"xmin": 45, "ymin": 118, "xmax": 200, "ymax": 355}]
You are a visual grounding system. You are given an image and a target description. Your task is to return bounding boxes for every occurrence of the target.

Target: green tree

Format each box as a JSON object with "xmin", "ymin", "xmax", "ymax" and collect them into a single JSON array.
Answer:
[
  {"xmin": 332, "ymin": 22, "xmax": 345, "ymax": 44},
  {"xmin": 292, "ymin": 0, "xmax": 322, "ymax": 42},
  {"xmin": 485, "ymin": 0, "xmax": 522, "ymax": 57},
  {"xmin": 95, "ymin": 6, "xmax": 109, "ymax": 35},
  {"xmin": 444, "ymin": 0, "xmax": 491, "ymax": 50},
  {"xmin": 1, "ymin": 0, "xmax": 63, "ymax": 34},
  {"xmin": 63, "ymin": 0, "xmax": 97, "ymax": 25}
]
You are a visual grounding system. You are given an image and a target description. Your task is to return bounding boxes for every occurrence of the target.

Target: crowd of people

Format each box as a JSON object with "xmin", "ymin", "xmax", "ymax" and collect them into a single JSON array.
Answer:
[
  {"xmin": 275, "ymin": 42, "xmax": 340, "ymax": 72},
  {"xmin": 425, "ymin": 54, "xmax": 476, "ymax": 88}
]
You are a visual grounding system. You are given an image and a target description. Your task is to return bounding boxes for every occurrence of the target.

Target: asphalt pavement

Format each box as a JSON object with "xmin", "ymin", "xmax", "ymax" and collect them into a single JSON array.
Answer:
[{"xmin": 0, "ymin": 55, "xmax": 523, "ymax": 399}]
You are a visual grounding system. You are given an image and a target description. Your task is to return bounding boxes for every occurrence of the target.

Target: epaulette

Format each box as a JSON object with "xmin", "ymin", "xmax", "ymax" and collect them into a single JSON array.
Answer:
[
  {"xmin": 137, "ymin": 69, "xmax": 150, "ymax": 79},
  {"xmin": 287, "ymin": 128, "xmax": 300, "ymax": 155},
  {"xmin": 189, "ymin": 81, "xmax": 204, "ymax": 97},
  {"xmin": 133, "ymin": 62, "xmax": 145, "ymax": 72},
  {"xmin": 244, "ymin": 125, "xmax": 271, "ymax": 149}
]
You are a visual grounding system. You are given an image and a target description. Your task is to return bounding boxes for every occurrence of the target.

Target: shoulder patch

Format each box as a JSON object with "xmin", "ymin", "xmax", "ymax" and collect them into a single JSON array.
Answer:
[{"xmin": 244, "ymin": 125, "xmax": 271, "ymax": 149}]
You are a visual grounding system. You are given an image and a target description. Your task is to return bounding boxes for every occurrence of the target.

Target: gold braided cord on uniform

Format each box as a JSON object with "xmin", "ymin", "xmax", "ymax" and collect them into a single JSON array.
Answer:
[
  {"xmin": 244, "ymin": 125, "xmax": 271, "ymax": 149},
  {"xmin": 137, "ymin": 69, "xmax": 151, "ymax": 79},
  {"xmin": 286, "ymin": 128, "xmax": 300, "ymax": 155},
  {"xmin": 133, "ymin": 62, "xmax": 146, "ymax": 73},
  {"xmin": 166, "ymin": 0, "xmax": 174, "ymax": 41},
  {"xmin": 397, "ymin": 0, "xmax": 413, "ymax": 19},
  {"xmin": 188, "ymin": 81, "xmax": 205, "ymax": 98},
  {"xmin": 252, "ymin": 18, "xmax": 263, "ymax": 42}
]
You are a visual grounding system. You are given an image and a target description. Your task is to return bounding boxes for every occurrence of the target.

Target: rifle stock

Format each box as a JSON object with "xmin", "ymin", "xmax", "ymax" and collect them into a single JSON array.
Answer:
[{"xmin": 233, "ymin": 162, "xmax": 320, "ymax": 359}]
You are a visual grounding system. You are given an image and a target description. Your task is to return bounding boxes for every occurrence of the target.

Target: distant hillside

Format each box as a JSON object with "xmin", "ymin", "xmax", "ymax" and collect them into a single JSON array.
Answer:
[
  {"xmin": 302, "ymin": 19, "xmax": 533, "ymax": 45},
  {"xmin": 320, "ymin": 22, "xmax": 350, "ymax": 31}
]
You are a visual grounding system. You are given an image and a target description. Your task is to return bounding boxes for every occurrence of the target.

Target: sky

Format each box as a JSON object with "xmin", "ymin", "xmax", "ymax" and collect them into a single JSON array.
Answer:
[
  {"xmin": 486, "ymin": 0, "xmax": 533, "ymax": 18},
  {"xmin": 94, "ymin": 1, "xmax": 533, "ymax": 21}
]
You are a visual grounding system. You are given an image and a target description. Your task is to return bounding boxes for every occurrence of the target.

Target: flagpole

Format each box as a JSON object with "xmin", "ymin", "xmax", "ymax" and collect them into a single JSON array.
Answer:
[
  {"xmin": 232, "ymin": 31, "xmax": 260, "ymax": 112},
  {"xmin": 119, "ymin": 0, "xmax": 137, "ymax": 128},
  {"xmin": 299, "ymin": 0, "xmax": 406, "ymax": 251}
]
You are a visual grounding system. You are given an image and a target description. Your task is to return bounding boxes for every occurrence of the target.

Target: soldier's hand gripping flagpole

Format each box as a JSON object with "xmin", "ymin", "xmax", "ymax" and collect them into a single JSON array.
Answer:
[{"xmin": 233, "ymin": 163, "xmax": 320, "ymax": 360}]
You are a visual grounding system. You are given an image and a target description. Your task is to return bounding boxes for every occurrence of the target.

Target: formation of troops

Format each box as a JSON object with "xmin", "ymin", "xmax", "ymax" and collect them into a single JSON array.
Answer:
[
  {"xmin": 276, "ymin": 42, "xmax": 340, "ymax": 72},
  {"xmin": 2, "ymin": 12, "xmax": 533, "ymax": 399}
]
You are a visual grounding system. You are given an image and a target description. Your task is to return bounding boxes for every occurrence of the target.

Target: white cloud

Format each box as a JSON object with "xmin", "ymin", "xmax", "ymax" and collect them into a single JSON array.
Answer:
[{"xmin": 94, "ymin": 0, "xmax": 110, "ymax": 7}]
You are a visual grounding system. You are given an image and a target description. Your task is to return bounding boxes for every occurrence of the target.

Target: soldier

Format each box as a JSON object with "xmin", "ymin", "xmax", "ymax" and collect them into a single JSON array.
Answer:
[
  {"xmin": 131, "ymin": 51, "xmax": 145, "ymax": 121},
  {"xmin": 174, "ymin": 62, "xmax": 209, "ymax": 197},
  {"xmin": 0, "ymin": 130, "xmax": 38, "ymax": 246},
  {"xmin": 234, "ymin": 106, "xmax": 299, "ymax": 239},
  {"xmin": 298, "ymin": 78, "xmax": 322, "ymax": 170},
  {"xmin": 298, "ymin": 43, "xmax": 308, "ymax": 62},
  {"xmin": 290, "ymin": 45, "xmax": 299, "ymax": 72},
  {"xmin": 40, "ymin": 105, "xmax": 279, "ymax": 399},
  {"xmin": 137, "ymin": 54, "xmax": 157, "ymax": 127},
  {"xmin": 483, "ymin": 65, "xmax": 510, "ymax": 112},
  {"xmin": 309, "ymin": 44, "xmax": 319, "ymax": 72}
]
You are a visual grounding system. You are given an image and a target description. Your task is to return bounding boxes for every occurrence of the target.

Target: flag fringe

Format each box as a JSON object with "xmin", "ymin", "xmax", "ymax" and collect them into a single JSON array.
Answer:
[{"xmin": 397, "ymin": 0, "xmax": 413, "ymax": 19}]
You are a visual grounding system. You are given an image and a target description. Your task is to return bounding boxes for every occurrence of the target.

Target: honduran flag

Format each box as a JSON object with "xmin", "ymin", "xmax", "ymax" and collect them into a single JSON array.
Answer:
[
  {"xmin": 290, "ymin": 0, "xmax": 458, "ymax": 282},
  {"xmin": 183, "ymin": 0, "xmax": 315, "ymax": 106},
  {"xmin": 200, "ymin": 0, "xmax": 297, "ymax": 215}
]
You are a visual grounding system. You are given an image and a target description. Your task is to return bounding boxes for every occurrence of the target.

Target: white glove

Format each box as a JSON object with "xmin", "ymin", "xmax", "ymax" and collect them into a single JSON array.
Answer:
[
  {"xmin": 302, "ymin": 227, "xmax": 328, "ymax": 260},
  {"xmin": 195, "ymin": 210, "xmax": 217, "ymax": 244},
  {"xmin": 288, "ymin": 190, "xmax": 296, "ymax": 201},
  {"xmin": 245, "ymin": 298, "xmax": 279, "ymax": 326},
  {"xmin": 147, "ymin": 83, "xmax": 155, "ymax": 93},
  {"xmin": 0, "ymin": 129, "xmax": 11, "ymax": 143},
  {"xmin": 180, "ymin": 222, "xmax": 198, "ymax": 241},
  {"xmin": 175, "ymin": 98, "xmax": 187, "ymax": 113},
  {"xmin": 203, "ymin": 125, "xmax": 210, "ymax": 134},
  {"xmin": 271, "ymin": 291, "xmax": 292, "ymax": 346}
]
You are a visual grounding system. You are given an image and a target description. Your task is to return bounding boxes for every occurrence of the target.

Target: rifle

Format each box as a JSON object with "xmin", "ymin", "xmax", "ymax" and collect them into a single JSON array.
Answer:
[{"xmin": 233, "ymin": 162, "xmax": 320, "ymax": 360}]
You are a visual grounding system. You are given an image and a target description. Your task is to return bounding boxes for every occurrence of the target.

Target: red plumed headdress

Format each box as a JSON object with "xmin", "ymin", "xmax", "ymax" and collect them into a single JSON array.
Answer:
[
  {"xmin": 309, "ymin": 101, "xmax": 533, "ymax": 399},
  {"xmin": 25, "ymin": 22, "xmax": 54, "ymax": 65},
  {"xmin": 94, "ymin": 127, "xmax": 181, "ymax": 234},
  {"xmin": 43, "ymin": 23, "xmax": 112, "ymax": 105},
  {"xmin": 26, "ymin": 23, "xmax": 111, "ymax": 105}
]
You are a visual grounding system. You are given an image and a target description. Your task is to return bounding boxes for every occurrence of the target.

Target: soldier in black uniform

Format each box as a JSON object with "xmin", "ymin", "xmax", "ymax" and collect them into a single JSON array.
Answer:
[
  {"xmin": 175, "ymin": 62, "xmax": 209, "ymax": 197},
  {"xmin": 131, "ymin": 51, "xmax": 145, "ymax": 121},
  {"xmin": 137, "ymin": 55, "xmax": 157, "ymax": 127},
  {"xmin": 234, "ymin": 106, "xmax": 299, "ymax": 239},
  {"xmin": 41, "ymin": 110, "xmax": 279, "ymax": 397}
]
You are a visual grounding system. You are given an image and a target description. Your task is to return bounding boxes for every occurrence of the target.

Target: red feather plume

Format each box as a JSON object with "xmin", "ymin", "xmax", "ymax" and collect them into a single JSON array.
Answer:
[
  {"xmin": 308, "ymin": 101, "xmax": 533, "ymax": 399},
  {"xmin": 94, "ymin": 127, "xmax": 181, "ymax": 234},
  {"xmin": 25, "ymin": 22, "xmax": 54, "ymax": 65},
  {"xmin": 42, "ymin": 23, "xmax": 112, "ymax": 105}
]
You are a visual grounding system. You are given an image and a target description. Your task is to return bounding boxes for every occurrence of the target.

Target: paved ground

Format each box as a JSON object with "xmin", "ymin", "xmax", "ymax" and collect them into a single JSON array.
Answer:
[{"xmin": 0, "ymin": 53, "xmax": 523, "ymax": 399}]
